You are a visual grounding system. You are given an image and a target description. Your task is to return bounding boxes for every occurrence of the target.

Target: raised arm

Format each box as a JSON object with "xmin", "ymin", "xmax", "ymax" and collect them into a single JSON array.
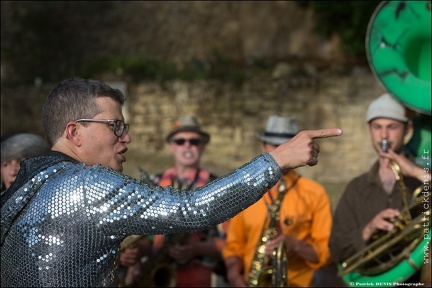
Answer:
[{"xmin": 269, "ymin": 128, "xmax": 343, "ymax": 170}]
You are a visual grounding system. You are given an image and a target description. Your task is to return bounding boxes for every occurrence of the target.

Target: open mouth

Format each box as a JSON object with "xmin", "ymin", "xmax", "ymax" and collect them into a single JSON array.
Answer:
[
  {"xmin": 118, "ymin": 148, "xmax": 128, "ymax": 161},
  {"xmin": 182, "ymin": 151, "xmax": 194, "ymax": 159}
]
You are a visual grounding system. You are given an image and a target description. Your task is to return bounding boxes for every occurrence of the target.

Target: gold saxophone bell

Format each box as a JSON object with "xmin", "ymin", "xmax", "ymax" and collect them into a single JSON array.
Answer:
[
  {"xmin": 135, "ymin": 233, "xmax": 191, "ymax": 288},
  {"xmin": 272, "ymin": 240, "xmax": 289, "ymax": 287},
  {"xmin": 119, "ymin": 233, "xmax": 191, "ymax": 287},
  {"xmin": 254, "ymin": 239, "xmax": 288, "ymax": 287},
  {"xmin": 118, "ymin": 235, "xmax": 177, "ymax": 288}
]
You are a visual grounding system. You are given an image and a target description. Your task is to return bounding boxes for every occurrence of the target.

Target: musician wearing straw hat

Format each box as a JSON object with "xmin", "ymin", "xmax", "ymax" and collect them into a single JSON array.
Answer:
[
  {"xmin": 329, "ymin": 93, "xmax": 430, "ymax": 284},
  {"xmin": 148, "ymin": 115, "xmax": 229, "ymax": 287},
  {"xmin": 223, "ymin": 115, "xmax": 333, "ymax": 287}
]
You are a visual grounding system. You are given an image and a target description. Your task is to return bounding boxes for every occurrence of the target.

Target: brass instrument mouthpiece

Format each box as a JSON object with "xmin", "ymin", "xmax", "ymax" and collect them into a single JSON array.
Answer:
[{"xmin": 380, "ymin": 139, "xmax": 389, "ymax": 152}]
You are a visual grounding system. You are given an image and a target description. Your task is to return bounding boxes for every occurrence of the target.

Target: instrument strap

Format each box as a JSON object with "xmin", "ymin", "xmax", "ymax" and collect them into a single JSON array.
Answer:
[
  {"xmin": 266, "ymin": 175, "xmax": 301, "ymax": 206},
  {"xmin": 166, "ymin": 168, "xmax": 206, "ymax": 261},
  {"xmin": 265, "ymin": 175, "xmax": 301, "ymax": 233},
  {"xmin": 170, "ymin": 168, "xmax": 201, "ymax": 190}
]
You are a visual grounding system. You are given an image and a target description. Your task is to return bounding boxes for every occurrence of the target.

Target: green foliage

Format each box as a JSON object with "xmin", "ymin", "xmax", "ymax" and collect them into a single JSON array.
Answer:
[
  {"xmin": 297, "ymin": 1, "xmax": 380, "ymax": 61},
  {"xmin": 83, "ymin": 53, "xmax": 248, "ymax": 87},
  {"xmin": 1, "ymin": 0, "xmax": 248, "ymax": 87},
  {"xmin": 2, "ymin": 1, "xmax": 381, "ymax": 87}
]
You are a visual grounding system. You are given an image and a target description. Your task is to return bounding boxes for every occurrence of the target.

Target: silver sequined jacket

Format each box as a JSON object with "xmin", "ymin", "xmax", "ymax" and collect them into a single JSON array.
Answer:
[{"xmin": 1, "ymin": 152, "xmax": 281, "ymax": 287}]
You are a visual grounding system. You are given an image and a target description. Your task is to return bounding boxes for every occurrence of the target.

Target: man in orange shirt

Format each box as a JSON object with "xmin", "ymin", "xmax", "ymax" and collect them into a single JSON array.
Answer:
[{"xmin": 223, "ymin": 115, "xmax": 333, "ymax": 287}]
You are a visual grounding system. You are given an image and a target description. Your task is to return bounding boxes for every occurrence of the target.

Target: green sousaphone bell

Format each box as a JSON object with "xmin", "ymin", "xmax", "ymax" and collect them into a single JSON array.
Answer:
[{"xmin": 340, "ymin": 1, "xmax": 431, "ymax": 286}]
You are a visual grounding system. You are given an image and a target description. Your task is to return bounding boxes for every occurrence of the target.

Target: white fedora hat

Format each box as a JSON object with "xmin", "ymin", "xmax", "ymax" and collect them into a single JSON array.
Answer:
[{"xmin": 257, "ymin": 115, "xmax": 298, "ymax": 146}]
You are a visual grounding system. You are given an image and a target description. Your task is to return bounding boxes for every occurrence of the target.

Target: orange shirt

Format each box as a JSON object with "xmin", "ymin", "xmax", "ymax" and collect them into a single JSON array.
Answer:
[{"xmin": 223, "ymin": 170, "xmax": 332, "ymax": 287}]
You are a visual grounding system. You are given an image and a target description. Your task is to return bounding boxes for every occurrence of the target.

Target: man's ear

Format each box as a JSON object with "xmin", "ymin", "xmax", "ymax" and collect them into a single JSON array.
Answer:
[
  {"xmin": 65, "ymin": 122, "xmax": 82, "ymax": 146},
  {"xmin": 403, "ymin": 121, "xmax": 414, "ymax": 145}
]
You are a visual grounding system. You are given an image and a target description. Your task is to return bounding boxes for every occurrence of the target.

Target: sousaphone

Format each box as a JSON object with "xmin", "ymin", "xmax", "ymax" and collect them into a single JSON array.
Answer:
[
  {"xmin": 366, "ymin": 0, "xmax": 431, "ymax": 168},
  {"xmin": 367, "ymin": 0, "xmax": 431, "ymax": 114},
  {"xmin": 339, "ymin": 0, "xmax": 431, "ymax": 286}
]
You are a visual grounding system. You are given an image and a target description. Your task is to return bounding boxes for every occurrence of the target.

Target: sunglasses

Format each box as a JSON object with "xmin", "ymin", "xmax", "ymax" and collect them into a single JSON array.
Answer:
[{"xmin": 171, "ymin": 138, "xmax": 203, "ymax": 146}]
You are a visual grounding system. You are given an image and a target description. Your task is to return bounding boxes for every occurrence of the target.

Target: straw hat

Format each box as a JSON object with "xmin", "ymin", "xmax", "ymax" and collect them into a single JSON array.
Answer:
[
  {"xmin": 166, "ymin": 115, "xmax": 210, "ymax": 143},
  {"xmin": 257, "ymin": 115, "xmax": 298, "ymax": 146}
]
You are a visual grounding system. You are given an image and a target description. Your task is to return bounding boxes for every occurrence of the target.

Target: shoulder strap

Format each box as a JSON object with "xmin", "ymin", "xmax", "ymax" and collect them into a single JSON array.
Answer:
[{"xmin": 276, "ymin": 175, "xmax": 301, "ymax": 208}]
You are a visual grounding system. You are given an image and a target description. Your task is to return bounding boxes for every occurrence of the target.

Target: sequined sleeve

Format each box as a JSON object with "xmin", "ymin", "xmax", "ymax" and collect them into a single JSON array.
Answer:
[
  {"xmin": 87, "ymin": 153, "xmax": 281, "ymax": 236},
  {"xmin": 0, "ymin": 152, "xmax": 281, "ymax": 287}
]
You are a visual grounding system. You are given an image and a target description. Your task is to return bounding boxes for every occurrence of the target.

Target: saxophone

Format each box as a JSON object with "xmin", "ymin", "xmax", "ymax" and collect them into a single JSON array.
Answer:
[
  {"xmin": 121, "ymin": 168, "xmax": 188, "ymax": 287},
  {"xmin": 246, "ymin": 179, "xmax": 289, "ymax": 287},
  {"xmin": 118, "ymin": 235, "xmax": 148, "ymax": 288},
  {"xmin": 135, "ymin": 232, "xmax": 190, "ymax": 287}
]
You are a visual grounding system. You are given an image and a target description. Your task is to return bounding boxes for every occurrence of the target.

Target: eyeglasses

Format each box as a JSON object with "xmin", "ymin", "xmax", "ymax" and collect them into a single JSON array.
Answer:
[
  {"xmin": 75, "ymin": 119, "xmax": 129, "ymax": 137},
  {"xmin": 171, "ymin": 138, "xmax": 203, "ymax": 146}
]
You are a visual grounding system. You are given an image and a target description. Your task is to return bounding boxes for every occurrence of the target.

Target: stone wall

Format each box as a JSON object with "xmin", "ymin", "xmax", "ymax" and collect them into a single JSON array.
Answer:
[
  {"xmin": 0, "ymin": 68, "xmax": 386, "ymax": 206},
  {"xmin": 123, "ymin": 71, "xmax": 384, "ymax": 183}
]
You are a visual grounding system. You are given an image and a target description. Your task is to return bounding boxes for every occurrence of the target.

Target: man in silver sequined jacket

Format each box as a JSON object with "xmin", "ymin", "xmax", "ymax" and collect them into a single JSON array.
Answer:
[{"xmin": 0, "ymin": 77, "xmax": 342, "ymax": 287}]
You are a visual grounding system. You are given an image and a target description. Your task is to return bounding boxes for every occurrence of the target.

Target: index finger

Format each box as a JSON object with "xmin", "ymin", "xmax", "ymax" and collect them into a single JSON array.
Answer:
[{"xmin": 304, "ymin": 128, "xmax": 343, "ymax": 139}]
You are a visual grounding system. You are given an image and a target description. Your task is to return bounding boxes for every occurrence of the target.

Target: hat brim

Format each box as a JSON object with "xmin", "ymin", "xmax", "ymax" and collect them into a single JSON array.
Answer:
[
  {"xmin": 256, "ymin": 132, "xmax": 294, "ymax": 146},
  {"xmin": 166, "ymin": 127, "xmax": 210, "ymax": 143}
]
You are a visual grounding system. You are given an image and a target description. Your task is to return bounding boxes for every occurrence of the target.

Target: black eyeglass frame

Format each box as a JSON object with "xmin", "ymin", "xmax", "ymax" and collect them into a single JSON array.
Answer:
[
  {"xmin": 170, "ymin": 138, "xmax": 203, "ymax": 146},
  {"xmin": 75, "ymin": 119, "xmax": 129, "ymax": 137}
]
